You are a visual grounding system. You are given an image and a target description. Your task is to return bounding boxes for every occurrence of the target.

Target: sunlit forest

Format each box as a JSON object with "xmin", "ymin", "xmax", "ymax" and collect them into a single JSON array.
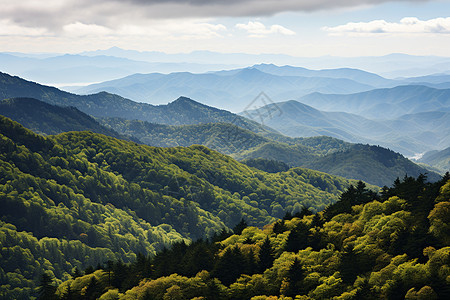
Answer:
[{"xmin": 48, "ymin": 173, "xmax": 449, "ymax": 299}]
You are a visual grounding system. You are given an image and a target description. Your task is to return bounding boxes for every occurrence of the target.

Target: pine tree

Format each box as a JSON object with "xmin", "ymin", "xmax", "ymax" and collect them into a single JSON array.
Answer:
[
  {"xmin": 233, "ymin": 218, "xmax": 248, "ymax": 235},
  {"xmin": 284, "ymin": 258, "xmax": 304, "ymax": 297},
  {"xmin": 285, "ymin": 222, "xmax": 309, "ymax": 252},
  {"xmin": 37, "ymin": 273, "xmax": 57, "ymax": 300},
  {"xmin": 258, "ymin": 237, "xmax": 275, "ymax": 272}
]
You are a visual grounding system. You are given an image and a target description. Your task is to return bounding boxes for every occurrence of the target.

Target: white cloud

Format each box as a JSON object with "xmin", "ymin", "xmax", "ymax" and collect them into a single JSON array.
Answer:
[
  {"xmin": 236, "ymin": 21, "xmax": 295, "ymax": 37},
  {"xmin": 60, "ymin": 20, "xmax": 226, "ymax": 40},
  {"xmin": 323, "ymin": 17, "xmax": 450, "ymax": 36},
  {"xmin": 0, "ymin": 0, "xmax": 433, "ymax": 32},
  {"xmin": 63, "ymin": 22, "xmax": 113, "ymax": 37}
]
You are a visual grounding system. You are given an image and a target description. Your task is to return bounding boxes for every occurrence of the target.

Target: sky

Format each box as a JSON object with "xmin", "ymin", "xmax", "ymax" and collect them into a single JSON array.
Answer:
[{"xmin": 1, "ymin": 0, "xmax": 450, "ymax": 57}]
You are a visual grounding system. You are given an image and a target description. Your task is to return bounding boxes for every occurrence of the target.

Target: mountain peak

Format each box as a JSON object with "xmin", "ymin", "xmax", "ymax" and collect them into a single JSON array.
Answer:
[{"xmin": 172, "ymin": 96, "xmax": 198, "ymax": 104}]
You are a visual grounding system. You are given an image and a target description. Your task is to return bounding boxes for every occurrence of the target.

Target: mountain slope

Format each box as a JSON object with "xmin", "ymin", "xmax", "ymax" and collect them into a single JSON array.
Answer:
[
  {"xmin": 0, "ymin": 97, "xmax": 134, "ymax": 140},
  {"xmin": 418, "ymin": 147, "xmax": 450, "ymax": 173},
  {"xmin": 298, "ymin": 85, "xmax": 450, "ymax": 119},
  {"xmin": 0, "ymin": 72, "xmax": 269, "ymax": 133},
  {"xmin": 0, "ymin": 115, "xmax": 363, "ymax": 299},
  {"xmin": 242, "ymin": 99, "xmax": 450, "ymax": 156},
  {"xmin": 99, "ymin": 117, "xmax": 440, "ymax": 187},
  {"xmin": 304, "ymin": 144, "xmax": 442, "ymax": 187},
  {"xmin": 55, "ymin": 174, "xmax": 450, "ymax": 300}
]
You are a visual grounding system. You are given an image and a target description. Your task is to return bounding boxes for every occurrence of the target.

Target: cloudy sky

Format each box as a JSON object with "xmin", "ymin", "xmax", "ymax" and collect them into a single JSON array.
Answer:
[{"xmin": 1, "ymin": 0, "xmax": 450, "ymax": 56}]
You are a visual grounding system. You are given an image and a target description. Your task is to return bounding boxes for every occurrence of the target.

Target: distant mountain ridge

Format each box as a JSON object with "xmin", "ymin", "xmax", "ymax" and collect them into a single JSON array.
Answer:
[
  {"xmin": 242, "ymin": 99, "xmax": 450, "ymax": 156},
  {"xmin": 74, "ymin": 66, "xmax": 377, "ymax": 111},
  {"xmin": 298, "ymin": 85, "xmax": 450, "ymax": 119},
  {"xmin": 0, "ymin": 71, "xmax": 270, "ymax": 133}
]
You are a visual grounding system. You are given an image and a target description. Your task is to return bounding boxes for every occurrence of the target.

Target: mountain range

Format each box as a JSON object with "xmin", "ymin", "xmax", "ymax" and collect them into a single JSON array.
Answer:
[
  {"xmin": 298, "ymin": 85, "xmax": 450, "ymax": 119},
  {"xmin": 1, "ymin": 56, "xmax": 449, "ymax": 299},
  {"xmin": 73, "ymin": 67, "xmax": 378, "ymax": 112},
  {"xmin": 0, "ymin": 91, "xmax": 440, "ymax": 186},
  {"xmin": 417, "ymin": 147, "xmax": 450, "ymax": 173},
  {"xmin": 242, "ymin": 99, "xmax": 450, "ymax": 156},
  {"xmin": 0, "ymin": 71, "xmax": 269, "ymax": 133},
  {"xmin": 5, "ymin": 48, "xmax": 450, "ymax": 83}
]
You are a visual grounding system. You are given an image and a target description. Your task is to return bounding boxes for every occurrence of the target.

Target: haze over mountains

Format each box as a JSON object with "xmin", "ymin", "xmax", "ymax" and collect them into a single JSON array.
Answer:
[
  {"xmin": 3, "ymin": 48, "xmax": 450, "ymax": 87},
  {"xmin": 58, "ymin": 62, "xmax": 449, "ymax": 158},
  {"xmin": 1, "ymin": 51, "xmax": 449, "ymax": 299},
  {"xmin": 0, "ymin": 71, "xmax": 443, "ymax": 187}
]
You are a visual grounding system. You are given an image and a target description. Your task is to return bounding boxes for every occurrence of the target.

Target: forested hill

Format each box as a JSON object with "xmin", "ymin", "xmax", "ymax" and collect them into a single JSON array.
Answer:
[
  {"xmin": 304, "ymin": 144, "xmax": 442, "ymax": 187},
  {"xmin": 0, "ymin": 115, "xmax": 362, "ymax": 299},
  {"xmin": 100, "ymin": 117, "xmax": 440, "ymax": 187},
  {"xmin": 0, "ymin": 72, "xmax": 270, "ymax": 133},
  {"xmin": 53, "ymin": 173, "xmax": 450, "ymax": 299},
  {"xmin": 0, "ymin": 97, "xmax": 134, "ymax": 141}
]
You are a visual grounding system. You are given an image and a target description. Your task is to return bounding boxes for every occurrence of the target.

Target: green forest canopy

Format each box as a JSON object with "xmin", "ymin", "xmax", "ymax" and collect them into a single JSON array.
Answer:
[{"xmin": 0, "ymin": 115, "xmax": 362, "ymax": 299}]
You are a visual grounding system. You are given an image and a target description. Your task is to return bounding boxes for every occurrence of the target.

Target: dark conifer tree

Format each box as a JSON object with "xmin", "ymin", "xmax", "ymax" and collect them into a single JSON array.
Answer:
[
  {"xmin": 37, "ymin": 273, "xmax": 57, "ymax": 300},
  {"xmin": 233, "ymin": 218, "xmax": 248, "ymax": 235},
  {"xmin": 273, "ymin": 219, "xmax": 287, "ymax": 234},
  {"xmin": 258, "ymin": 237, "xmax": 275, "ymax": 272},
  {"xmin": 285, "ymin": 222, "xmax": 309, "ymax": 252},
  {"xmin": 284, "ymin": 258, "xmax": 304, "ymax": 297}
]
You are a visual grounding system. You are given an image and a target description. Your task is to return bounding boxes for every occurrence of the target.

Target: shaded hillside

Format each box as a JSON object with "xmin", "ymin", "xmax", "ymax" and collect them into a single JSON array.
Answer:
[
  {"xmin": 304, "ymin": 144, "xmax": 441, "ymax": 187},
  {"xmin": 0, "ymin": 116, "xmax": 361, "ymax": 299},
  {"xmin": 418, "ymin": 147, "xmax": 450, "ymax": 173},
  {"xmin": 0, "ymin": 97, "xmax": 134, "ymax": 140},
  {"xmin": 99, "ymin": 117, "xmax": 438, "ymax": 187},
  {"xmin": 0, "ymin": 72, "xmax": 270, "ymax": 133}
]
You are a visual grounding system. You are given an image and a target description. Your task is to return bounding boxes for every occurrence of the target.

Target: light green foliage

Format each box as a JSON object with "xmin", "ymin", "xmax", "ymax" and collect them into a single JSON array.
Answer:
[
  {"xmin": 0, "ymin": 115, "xmax": 356, "ymax": 298},
  {"xmin": 55, "ymin": 175, "xmax": 450, "ymax": 299}
]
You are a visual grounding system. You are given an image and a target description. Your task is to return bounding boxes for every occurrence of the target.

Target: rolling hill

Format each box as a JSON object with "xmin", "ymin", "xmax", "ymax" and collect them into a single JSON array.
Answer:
[
  {"xmin": 418, "ymin": 147, "xmax": 450, "ymax": 173},
  {"xmin": 0, "ymin": 115, "xmax": 361, "ymax": 298},
  {"xmin": 99, "ymin": 117, "xmax": 439, "ymax": 187},
  {"xmin": 0, "ymin": 97, "xmax": 134, "ymax": 140}
]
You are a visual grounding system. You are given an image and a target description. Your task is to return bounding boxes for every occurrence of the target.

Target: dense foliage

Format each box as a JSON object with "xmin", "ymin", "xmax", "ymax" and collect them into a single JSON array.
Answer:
[
  {"xmin": 54, "ymin": 174, "xmax": 450, "ymax": 299},
  {"xmin": 0, "ymin": 116, "xmax": 357, "ymax": 299},
  {"xmin": 304, "ymin": 144, "xmax": 442, "ymax": 187},
  {"xmin": 100, "ymin": 117, "xmax": 439, "ymax": 187},
  {"xmin": 242, "ymin": 158, "xmax": 290, "ymax": 173}
]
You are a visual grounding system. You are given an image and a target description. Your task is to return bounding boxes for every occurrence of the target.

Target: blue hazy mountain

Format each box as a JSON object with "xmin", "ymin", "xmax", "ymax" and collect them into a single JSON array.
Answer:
[
  {"xmin": 0, "ymin": 53, "xmax": 236, "ymax": 85},
  {"xmin": 250, "ymin": 63, "xmax": 396, "ymax": 87},
  {"xmin": 0, "ymin": 71, "xmax": 271, "ymax": 134},
  {"xmin": 298, "ymin": 85, "xmax": 450, "ymax": 119},
  {"xmin": 80, "ymin": 48, "xmax": 450, "ymax": 77},
  {"xmin": 241, "ymin": 100, "xmax": 450, "ymax": 156},
  {"xmin": 74, "ymin": 67, "xmax": 376, "ymax": 112}
]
